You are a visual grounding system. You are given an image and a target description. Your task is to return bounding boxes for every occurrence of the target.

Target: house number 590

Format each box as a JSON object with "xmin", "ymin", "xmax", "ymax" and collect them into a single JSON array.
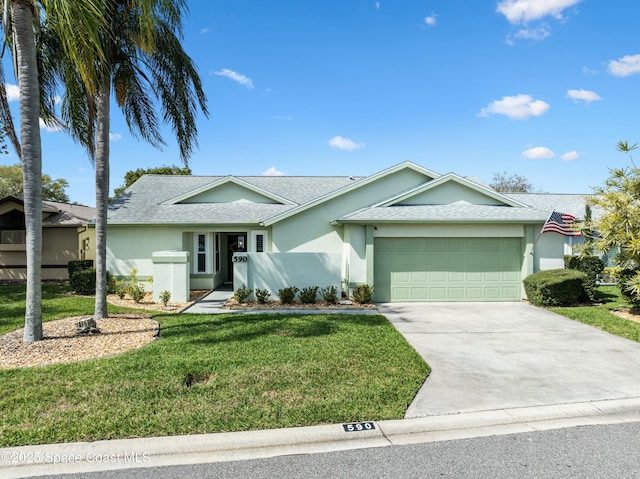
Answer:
[{"xmin": 233, "ymin": 256, "xmax": 248, "ymax": 263}]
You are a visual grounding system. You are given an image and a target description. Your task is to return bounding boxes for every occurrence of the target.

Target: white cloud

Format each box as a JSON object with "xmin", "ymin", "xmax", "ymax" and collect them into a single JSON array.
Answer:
[
  {"xmin": 608, "ymin": 54, "xmax": 640, "ymax": 77},
  {"xmin": 510, "ymin": 25, "xmax": 551, "ymax": 42},
  {"xmin": 375, "ymin": 2, "xmax": 380, "ymax": 9},
  {"xmin": 478, "ymin": 94, "xmax": 550, "ymax": 120},
  {"xmin": 274, "ymin": 115, "xmax": 292, "ymax": 120},
  {"xmin": 39, "ymin": 118, "xmax": 63, "ymax": 133},
  {"xmin": 496, "ymin": 0, "xmax": 582, "ymax": 24},
  {"xmin": 582, "ymin": 66, "xmax": 598, "ymax": 76},
  {"xmin": 200, "ymin": 27, "xmax": 210, "ymax": 34},
  {"xmin": 213, "ymin": 68, "xmax": 254, "ymax": 89},
  {"xmin": 5, "ymin": 83, "xmax": 19, "ymax": 102},
  {"xmin": 262, "ymin": 167, "xmax": 286, "ymax": 176},
  {"xmin": 522, "ymin": 146, "xmax": 555, "ymax": 159},
  {"xmin": 561, "ymin": 150, "xmax": 580, "ymax": 161},
  {"xmin": 328, "ymin": 136, "xmax": 364, "ymax": 151},
  {"xmin": 424, "ymin": 14, "xmax": 437, "ymax": 26},
  {"xmin": 566, "ymin": 89, "xmax": 601, "ymax": 103},
  {"xmin": 109, "ymin": 132, "xmax": 123, "ymax": 141}
]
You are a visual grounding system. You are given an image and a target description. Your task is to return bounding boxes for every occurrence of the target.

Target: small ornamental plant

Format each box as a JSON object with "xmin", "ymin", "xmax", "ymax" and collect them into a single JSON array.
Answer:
[
  {"xmin": 300, "ymin": 286, "xmax": 319, "ymax": 304},
  {"xmin": 321, "ymin": 286, "xmax": 338, "ymax": 304},
  {"xmin": 278, "ymin": 286, "xmax": 299, "ymax": 305},
  {"xmin": 159, "ymin": 290, "xmax": 171, "ymax": 307},
  {"xmin": 234, "ymin": 284, "xmax": 253, "ymax": 303},
  {"xmin": 352, "ymin": 284, "xmax": 374, "ymax": 304},
  {"xmin": 255, "ymin": 288, "xmax": 271, "ymax": 304}
]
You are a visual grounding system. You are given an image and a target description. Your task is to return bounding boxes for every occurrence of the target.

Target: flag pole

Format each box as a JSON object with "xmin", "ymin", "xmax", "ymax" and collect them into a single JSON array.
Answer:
[{"xmin": 531, "ymin": 210, "xmax": 555, "ymax": 254}]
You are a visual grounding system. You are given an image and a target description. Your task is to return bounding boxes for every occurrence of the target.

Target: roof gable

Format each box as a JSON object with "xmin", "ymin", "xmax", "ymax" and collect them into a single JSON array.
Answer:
[
  {"xmin": 164, "ymin": 177, "xmax": 295, "ymax": 206},
  {"xmin": 262, "ymin": 162, "xmax": 441, "ymax": 226},
  {"xmin": 381, "ymin": 174, "xmax": 528, "ymax": 208}
]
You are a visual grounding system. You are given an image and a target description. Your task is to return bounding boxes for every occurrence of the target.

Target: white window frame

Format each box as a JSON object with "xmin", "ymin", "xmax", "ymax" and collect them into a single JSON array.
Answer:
[
  {"xmin": 193, "ymin": 233, "xmax": 210, "ymax": 274},
  {"xmin": 250, "ymin": 230, "xmax": 268, "ymax": 253}
]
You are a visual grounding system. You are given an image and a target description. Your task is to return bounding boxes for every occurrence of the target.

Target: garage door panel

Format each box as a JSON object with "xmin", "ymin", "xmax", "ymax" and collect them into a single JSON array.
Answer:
[{"xmin": 374, "ymin": 237, "xmax": 522, "ymax": 302}]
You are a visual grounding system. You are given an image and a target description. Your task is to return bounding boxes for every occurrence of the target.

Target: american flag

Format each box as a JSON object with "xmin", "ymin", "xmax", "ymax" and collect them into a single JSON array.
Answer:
[{"xmin": 541, "ymin": 211, "xmax": 582, "ymax": 236}]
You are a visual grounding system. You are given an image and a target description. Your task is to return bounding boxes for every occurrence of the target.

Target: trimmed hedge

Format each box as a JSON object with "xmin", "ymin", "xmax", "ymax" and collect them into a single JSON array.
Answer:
[
  {"xmin": 523, "ymin": 269, "xmax": 587, "ymax": 307},
  {"xmin": 70, "ymin": 269, "xmax": 97, "ymax": 295},
  {"xmin": 564, "ymin": 255, "xmax": 605, "ymax": 301},
  {"xmin": 67, "ymin": 259, "xmax": 93, "ymax": 278}
]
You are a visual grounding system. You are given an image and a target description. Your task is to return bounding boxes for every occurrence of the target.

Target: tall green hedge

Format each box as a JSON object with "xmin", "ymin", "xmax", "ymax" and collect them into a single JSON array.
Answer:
[
  {"xmin": 67, "ymin": 259, "xmax": 94, "ymax": 278},
  {"xmin": 70, "ymin": 269, "xmax": 96, "ymax": 295},
  {"xmin": 564, "ymin": 255, "xmax": 604, "ymax": 301},
  {"xmin": 523, "ymin": 269, "xmax": 587, "ymax": 307}
]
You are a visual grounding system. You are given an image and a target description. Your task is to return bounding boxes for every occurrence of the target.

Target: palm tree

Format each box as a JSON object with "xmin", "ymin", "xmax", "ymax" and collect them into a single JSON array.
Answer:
[
  {"xmin": 2, "ymin": 1, "xmax": 105, "ymax": 342},
  {"xmin": 54, "ymin": 0, "xmax": 208, "ymax": 320}
]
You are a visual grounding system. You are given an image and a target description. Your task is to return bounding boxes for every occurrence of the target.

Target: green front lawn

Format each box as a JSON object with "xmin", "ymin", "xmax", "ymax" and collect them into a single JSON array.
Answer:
[
  {"xmin": 0, "ymin": 285, "xmax": 429, "ymax": 447},
  {"xmin": 551, "ymin": 285, "xmax": 640, "ymax": 343},
  {"xmin": 0, "ymin": 284, "xmax": 144, "ymax": 335}
]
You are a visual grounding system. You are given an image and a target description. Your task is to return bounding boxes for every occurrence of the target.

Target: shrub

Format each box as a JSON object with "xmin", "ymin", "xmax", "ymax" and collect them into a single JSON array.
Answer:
[
  {"xmin": 613, "ymin": 268, "xmax": 640, "ymax": 306},
  {"xmin": 321, "ymin": 285, "xmax": 338, "ymax": 304},
  {"xmin": 70, "ymin": 269, "xmax": 97, "ymax": 295},
  {"xmin": 159, "ymin": 290, "xmax": 171, "ymax": 307},
  {"xmin": 300, "ymin": 286, "xmax": 319, "ymax": 304},
  {"xmin": 234, "ymin": 283, "xmax": 253, "ymax": 303},
  {"xmin": 352, "ymin": 284, "xmax": 374, "ymax": 304},
  {"xmin": 67, "ymin": 260, "xmax": 93, "ymax": 278},
  {"xmin": 255, "ymin": 288, "xmax": 271, "ymax": 304},
  {"xmin": 127, "ymin": 283, "xmax": 146, "ymax": 303},
  {"xmin": 564, "ymin": 255, "xmax": 605, "ymax": 301},
  {"xmin": 523, "ymin": 269, "xmax": 587, "ymax": 307},
  {"xmin": 278, "ymin": 286, "xmax": 299, "ymax": 305},
  {"xmin": 115, "ymin": 280, "xmax": 127, "ymax": 300},
  {"xmin": 106, "ymin": 271, "xmax": 117, "ymax": 294}
]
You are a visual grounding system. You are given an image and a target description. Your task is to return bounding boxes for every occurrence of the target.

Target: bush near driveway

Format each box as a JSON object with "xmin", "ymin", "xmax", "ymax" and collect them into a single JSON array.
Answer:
[
  {"xmin": 523, "ymin": 269, "xmax": 587, "ymax": 306},
  {"xmin": 0, "ymin": 301, "xmax": 429, "ymax": 446}
]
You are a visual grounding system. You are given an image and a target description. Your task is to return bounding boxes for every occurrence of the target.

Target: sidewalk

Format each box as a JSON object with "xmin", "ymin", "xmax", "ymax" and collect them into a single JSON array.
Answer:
[{"xmin": 3, "ymin": 397, "xmax": 640, "ymax": 478}]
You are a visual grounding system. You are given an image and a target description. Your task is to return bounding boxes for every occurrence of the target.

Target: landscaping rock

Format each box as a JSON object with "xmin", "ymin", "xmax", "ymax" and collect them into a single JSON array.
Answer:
[{"xmin": 75, "ymin": 318, "xmax": 100, "ymax": 334}]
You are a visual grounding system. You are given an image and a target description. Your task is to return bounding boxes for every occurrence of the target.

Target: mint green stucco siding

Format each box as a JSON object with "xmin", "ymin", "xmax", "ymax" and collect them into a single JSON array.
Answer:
[{"xmin": 271, "ymin": 168, "xmax": 432, "ymax": 253}]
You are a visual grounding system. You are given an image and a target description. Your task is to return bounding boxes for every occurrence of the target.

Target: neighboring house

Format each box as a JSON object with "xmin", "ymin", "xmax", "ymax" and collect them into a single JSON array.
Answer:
[
  {"xmin": 107, "ymin": 162, "xmax": 588, "ymax": 302},
  {"xmin": 0, "ymin": 196, "xmax": 96, "ymax": 281}
]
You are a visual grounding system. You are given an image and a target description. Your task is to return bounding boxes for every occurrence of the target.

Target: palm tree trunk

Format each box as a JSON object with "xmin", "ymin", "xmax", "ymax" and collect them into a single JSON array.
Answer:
[
  {"xmin": 13, "ymin": 0, "xmax": 43, "ymax": 342},
  {"xmin": 94, "ymin": 77, "xmax": 110, "ymax": 321}
]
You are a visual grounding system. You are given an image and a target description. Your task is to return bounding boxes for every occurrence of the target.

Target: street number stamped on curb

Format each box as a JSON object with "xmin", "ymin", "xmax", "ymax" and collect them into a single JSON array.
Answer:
[{"xmin": 342, "ymin": 421, "xmax": 375, "ymax": 432}]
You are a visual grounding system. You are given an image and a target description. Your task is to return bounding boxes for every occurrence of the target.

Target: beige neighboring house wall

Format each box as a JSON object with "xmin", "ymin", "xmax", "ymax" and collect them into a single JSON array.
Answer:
[{"xmin": 0, "ymin": 196, "xmax": 96, "ymax": 281}]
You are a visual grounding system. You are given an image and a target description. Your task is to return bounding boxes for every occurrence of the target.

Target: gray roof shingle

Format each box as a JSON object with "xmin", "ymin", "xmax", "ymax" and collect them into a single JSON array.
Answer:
[
  {"xmin": 108, "ymin": 172, "xmax": 590, "ymax": 226},
  {"xmin": 107, "ymin": 174, "xmax": 363, "ymax": 224}
]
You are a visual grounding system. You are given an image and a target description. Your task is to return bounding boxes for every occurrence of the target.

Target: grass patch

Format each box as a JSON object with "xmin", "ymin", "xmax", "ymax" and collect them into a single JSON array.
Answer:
[
  {"xmin": 552, "ymin": 285, "xmax": 640, "ymax": 343},
  {"xmin": 0, "ymin": 283, "xmax": 145, "ymax": 335},
  {"xmin": 0, "ymin": 311, "xmax": 429, "ymax": 447}
]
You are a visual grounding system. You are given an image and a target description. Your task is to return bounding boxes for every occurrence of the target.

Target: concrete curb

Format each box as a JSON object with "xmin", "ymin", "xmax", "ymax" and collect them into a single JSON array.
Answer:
[{"xmin": 3, "ymin": 397, "xmax": 640, "ymax": 478}]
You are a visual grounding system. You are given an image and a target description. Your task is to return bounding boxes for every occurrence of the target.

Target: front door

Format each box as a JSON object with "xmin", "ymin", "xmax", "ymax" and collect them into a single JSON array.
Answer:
[{"xmin": 226, "ymin": 233, "xmax": 247, "ymax": 282}]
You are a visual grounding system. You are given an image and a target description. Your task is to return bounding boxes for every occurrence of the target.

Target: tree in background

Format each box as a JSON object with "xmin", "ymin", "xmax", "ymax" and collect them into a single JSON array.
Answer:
[
  {"xmin": 586, "ymin": 141, "xmax": 640, "ymax": 303},
  {"xmin": 489, "ymin": 171, "xmax": 534, "ymax": 193},
  {"xmin": 587, "ymin": 141, "xmax": 640, "ymax": 267},
  {"xmin": 112, "ymin": 165, "xmax": 191, "ymax": 199},
  {"xmin": 52, "ymin": 0, "xmax": 208, "ymax": 321},
  {"xmin": 1, "ymin": 1, "xmax": 105, "ymax": 342},
  {"xmin": 0, "ymin": 163, "xmax": 69, "ymax": 202}
]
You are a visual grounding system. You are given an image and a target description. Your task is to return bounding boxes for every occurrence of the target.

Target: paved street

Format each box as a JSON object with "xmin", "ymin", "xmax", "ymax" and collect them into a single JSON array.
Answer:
[{"xmin": 43, "ymin": 421, "xmax": 640, "ymax": 479}]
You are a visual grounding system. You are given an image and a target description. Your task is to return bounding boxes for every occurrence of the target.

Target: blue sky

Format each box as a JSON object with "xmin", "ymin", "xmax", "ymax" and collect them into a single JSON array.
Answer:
[{"xmin": 3, "ymin": 0, "xmax": 640, "ymax": 206}]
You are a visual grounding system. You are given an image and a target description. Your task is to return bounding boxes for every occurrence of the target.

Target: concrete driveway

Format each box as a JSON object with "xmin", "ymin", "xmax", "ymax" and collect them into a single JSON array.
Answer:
[{"xmin": 377, "ymin": 302, "xmax": 640, "ymax": 418}]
